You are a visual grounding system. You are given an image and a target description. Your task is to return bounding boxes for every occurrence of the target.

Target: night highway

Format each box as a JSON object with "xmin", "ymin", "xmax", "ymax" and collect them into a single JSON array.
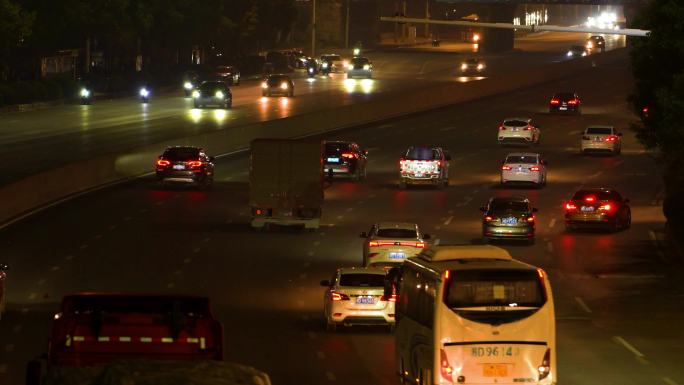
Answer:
[{"xmin": 1, "ymin": 39, "xmax": 681, "ymax": 385}]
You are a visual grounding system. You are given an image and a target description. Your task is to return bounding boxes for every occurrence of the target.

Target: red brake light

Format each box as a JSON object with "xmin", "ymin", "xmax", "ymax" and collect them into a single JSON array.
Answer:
[
  {"xmin": 485, "ymin": 215, "xmax": 496, "ymax": 222},
  {"xmin": 585, "ymin": 196, "xmax": 596, "ymax": 202},
  {"xmin": 527, "ymin": 216, "xmax": 535, "ymax": 222},
  {"xmin": 550, "ymin": 99, "xmax": 560, "ymax": 105},
  {"xmin": 440, "ymin": 349, "xmax": 453, "ymax": 382},
  {"xmin": 341, "ymin": 152, "xmax": 356, "ymax": 159},
  {"xmin": 156, "ymin": 159, "xmax": 170, "ymax": 167},
  {"xmin": 414, "ymin": 242, "xmax": 425, "ymax": 248},
  {"xmin": 529, "ymin": 166, "xmax": 540, "ymax": 172},
  {"xmin": 368, "ymin": 241, "xmax": 379, "ymax": 247},
  {"xmin": 599, "ymin": 203, "xmax": 613, "ymax": 212},
  {"xmin": 501, "ymin": 165, "xmax": 512, "ymax": 171},
  {"xmin": 605, "ymin": 135, "xmax": 618, "ymax": 142},
  {"xmin": 568, "ymin": 99, "xmax": 578, "ymax": 105},
  {"xmin": 186, "ymin": 160, "xmax": 203, "ymax": 168},
  {"xmin": 330, "ymin": 292, "xmax": 350, "ymax": 301},
  {"xmin": 642, "ymin": 106, "xmax": 649, "ymax": 113},
  {"xmin": 380, "ymin": 294, "xmax": 397, "ymax": 302},
  {"xmin": 565, "ymin": 202, "xmax": 577, "ymax": 211}
]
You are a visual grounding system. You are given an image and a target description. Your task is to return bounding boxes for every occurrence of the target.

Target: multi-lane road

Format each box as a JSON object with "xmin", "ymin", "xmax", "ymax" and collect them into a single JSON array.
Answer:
[
  {"xmin": 0, "ymin": 32, "xmax": 624, "ymax": 185},
  {"xmin": 1, "ymin": 32, "xmax": 682, "ymax": 385}
]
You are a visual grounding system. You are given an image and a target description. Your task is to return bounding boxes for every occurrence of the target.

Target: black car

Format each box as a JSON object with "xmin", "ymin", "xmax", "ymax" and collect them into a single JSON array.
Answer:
[
  {"xmin": 549, "ymin": 91, "xmax": 582, "ymax": 114},
  {"xmin": 214, "ymin": 65, "xmax": 240, "ymax": 85},
  {"xmin": 262, "ymin": 74, "xmax": 294, "ymax": 97},
  {"xmin": 564, "ymin": 188, "xmax": 631, "ymax": 232},
  {"xmin": 480, "ymin": 196, "xmax": 537, "ymax": 244},
  {"xmin": 324, "ymin": 141, "xmax": 368, "ymax": 180},
  {"xmin": 586, "ymin": 35, "xmax": 606, "ymax": 52},
  {"xmin": 566, "ymin": 45, "xmax": 588, "ymax": 58},
  {"xmin": 192, "ymin": 81, "xmax": 232, "ymax": 109},
  {"xmin": 155, "ymin": 146, "xmax": 215, "ymax": 188}
]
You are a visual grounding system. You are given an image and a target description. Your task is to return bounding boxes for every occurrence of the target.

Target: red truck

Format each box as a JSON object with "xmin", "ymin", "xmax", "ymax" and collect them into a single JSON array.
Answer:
[{"xmin": 27, "ymin": 293, "xmax": 226, "ymax": 385}]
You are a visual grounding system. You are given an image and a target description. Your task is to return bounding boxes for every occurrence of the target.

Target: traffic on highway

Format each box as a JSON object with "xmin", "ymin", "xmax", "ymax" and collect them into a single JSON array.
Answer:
[{"xmin": 0, "ymin": 4, "xmax": 679, "ymax": 385}]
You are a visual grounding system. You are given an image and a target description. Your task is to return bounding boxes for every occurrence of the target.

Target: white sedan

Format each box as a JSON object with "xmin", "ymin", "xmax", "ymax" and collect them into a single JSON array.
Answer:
[
  {"xmin": 500, "ymin": 152, "xmax": 547, "ymax": 188},
  {"xmin": 361, "ymin": 222, "xmax": 429, "ymax": 267},
  {"xmin": 497, "ymin": 118, "xmax": 541, "ymax": 146}
]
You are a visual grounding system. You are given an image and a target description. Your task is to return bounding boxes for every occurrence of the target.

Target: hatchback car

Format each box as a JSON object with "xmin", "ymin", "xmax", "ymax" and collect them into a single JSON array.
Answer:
[
  {"xmin": 460, "ymin": 57, "xmax": 485, "ymax": 73},
  {"xmin": 501, "ymin": 153, "xmax": 547, "ymax": 188},
  {"xmin": 497, "ymin": 118, "xmax": 541, "ymax": 146},
  {"xmin": 581, "ymin": 126, "xmax": 622, "ymax": 155},
  {"xmin": 324, "ymin": 141, "xmax": 367, "ymax": 180},
  {"xmin": 192, "ymin": 81, "xmax": 232, "ymax": 109},
  {"xmin": 347, "ymin": 57, "xmax": 373, "ymax": 79},
  {"xmin": 549, "ymin": 92, "xmax": 582, "ymax": 114},
  {"xmin": 214, "ymin": 65, "xmax": 240, "ymax": 85},
  {"xmin": 262, "ymin": 74, "xmax": 294, "ymax": 97},
  {"xmin": 481, "ymin": 197, "xmax": 537, "ymax": 244},
  {"xmin": 320, "ymin": 267, "xmax": 396, "ymax": 331},
  {"xmin": 564, "ymin": 188, "xmax": 631, "ymax": 232},
  {"xmin": 360, "ymin": 222, "xmax": 430, "ymax": 267},
  {"xmin": 155, "ymin": 146, "xmax": 215, "ymax": 187},
  {"xmin": 399, "ymin": 146, "xmax": 451, "ymax": 189}
]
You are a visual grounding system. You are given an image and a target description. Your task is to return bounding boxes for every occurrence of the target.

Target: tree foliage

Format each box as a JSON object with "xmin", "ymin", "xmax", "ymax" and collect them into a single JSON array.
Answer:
[{"xmin": 630, "ymin": 0, "xmax": 684, "ymax": 227}]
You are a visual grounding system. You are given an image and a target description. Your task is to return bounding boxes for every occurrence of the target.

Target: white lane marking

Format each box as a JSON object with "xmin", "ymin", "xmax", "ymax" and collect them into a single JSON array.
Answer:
[
  {"xmin": 139, "ymin": 208, "xmax": 149, "ymax": 213},
  {"xmin": 37, "ymin": 279, "xmax": 46, "ymax": 286},
  {"xmin": 336, "ymin": 215, "xmax": 344, "ymax": 220},
  {"xmin": 590, "ymin": 171, "xmax": 603, "ymax": 179},
  {"xmin": 174, "ymin": 270, "xmax": 183, "ymax": 276},
  {"xmin": 434, "ymin": 238, "xmax": 440, "ymax": 246},
  {"xmin": 548, "ymin": 218, "xmax": 556, "ymax": 228},
  {"xmin": 440, "ymin": 126, "xmax": 458, "ymax": 131},
  {"xmin": 434, "ymin": 225, "xmax": 441, "ymax": 230},
  {"xmin": 564, "ymin": 147, "xmax": 575, "ymax": 152},
  {"xmin": 325, "ymin": 371, "xmax": 337, "ymax": 381},
  {"xmin": 614, "ymin": 160, "xmax": 624, "ymax": 166},
  {"xmin": 546, "ymin": 242, "xmax": 554, "ymax": 253},
  {"xmin": 574, "ymin": 296, "xmax": 593, "ymax": 314},
  {"xmin": 613, "ymin": 336, "xmax": 646, "ymax": 358},
  {"xmin": 316, "ymin": 351, "xmax": 326, "ymax": 359},
  {"xmin": 346, "ymin": 207, "xmax": 354, "ymax": 212},
  {"xmin": 65, "ymin": 255, "xmax": 75, "ymax": 261},
  {"xmin": 51, "ymin": 266, "xmax": 60, "ymax": 272},
  {"xmin": 663, "ymin": 377, "xmax": 679, "ymax": 385},
  {"xmin": 443, "ymin": 216, "xmax": 454, "ymax": 226}
]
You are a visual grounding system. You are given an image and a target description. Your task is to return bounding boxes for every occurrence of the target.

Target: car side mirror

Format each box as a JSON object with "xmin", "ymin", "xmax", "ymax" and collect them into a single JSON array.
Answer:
[
  {"xmin": 320, "ymin": 280, "xmax": 331, "ymax": 287},
  {"xmin": 359, "ymin": 232, "xmax": 368, "ymax": 238},
  {"xmin": 532, "ymin": 208, "xmax": 539, "ymax": 213},
  {"xmin": 423, "ymin": 234, "xmax": 431, "ymax": 240}
]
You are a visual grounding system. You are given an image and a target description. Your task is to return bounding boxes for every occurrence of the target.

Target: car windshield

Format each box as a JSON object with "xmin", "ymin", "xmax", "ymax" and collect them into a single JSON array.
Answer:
[
  {"xmin": 554, "ymin": 92, "xmax": 575, "ymax": 100},
  {"xmin": 571, "ymin": 46, "xmax": 585, "ymax": 51},
  {"xmin": 444, "ymin": 269, "xmax": 545, "ymax": 308},
  {"xmin": 217, "ymin": 66, "xmax": 234, "ymax": 72},
  {"xmin": 505, "ymin": 155, "xmax": 537, "ymax": 164},
  {"xmin": 490, "ymin": 200, "xmax": 529, "ymax": 212},
  {"xmin": 67, "ymin": 296, "xmax": 210, "ymax": 315},
  {"xmin": 268, "ymin": 75, "xmax": 289, "ymax": 84},
  {"xmin": 376, "ymin": 228, "xmax": 416, "ymax": 238},
  {"xmin": 572, "ymin": 190, "xmax": 620, "ymax": 201},
  {"xmin": 339, "ymin": 273, "xmax": 385, "ymax": 287},
  {"xmin": 405, "ymin": 147, "xmax": 439, "ymax": 160},
  {"xmin": 325, "ymin": 143, "xmax": 353, "ymax": 155},
  {"xmin": 163, "ymin": 148, "xmax": 200, "ymax": 161},
  {"xmin": 199, "ymin": 82, "xmax": 224, "ymax": 91},
  {"xmin": 466, "ymin": 58, "xmax": 479, "ymax": 64},
  {"xmin": 322, "ymin": 55, "xmax": 341, "ymax": 61},
  {"xmin": 586, "ymin": 127, "xmax": 613, "ymax": 134},
  {"xmin": 503, "ymin": 120, "xmax": 528, "ymax": 127},
  {"xmin": 351, "ymin": 58, "xmax": 369, "ymax": 65}
]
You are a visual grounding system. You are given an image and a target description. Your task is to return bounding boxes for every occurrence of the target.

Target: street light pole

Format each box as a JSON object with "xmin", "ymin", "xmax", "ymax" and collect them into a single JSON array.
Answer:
[
  {"xmin": 345, "ymin": 0, "xmax": 350, "ymax": 49},
  {"xmin": 311, "ymin": 0, "xmax": 317, "ymax": 57},
  {"xmin": 425, "ymin": 0, "xmax": 430, "ymax": 38}
]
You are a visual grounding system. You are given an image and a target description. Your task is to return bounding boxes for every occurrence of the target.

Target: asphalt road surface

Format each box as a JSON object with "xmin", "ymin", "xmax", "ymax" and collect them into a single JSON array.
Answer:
[
  {"xmin": 1, "ymin": 41, "xmax": 681, "ymax": 385},
  {"xmin": 0, "ymin": 32, "xmax": 625, "ymax": 185}
]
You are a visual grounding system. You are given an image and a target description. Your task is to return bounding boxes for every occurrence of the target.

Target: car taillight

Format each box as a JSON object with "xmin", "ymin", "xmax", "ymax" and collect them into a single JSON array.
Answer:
[
  {"xmin": 527, "ymin": 216, "xmax": 535, "ymax": 222},
  {"xmin": 550, "ymin": 99, "xmax": 560, "ymax": 105},
  {"xmin": 501, "ymin": 165, "xmax": 512, "ymax": 171},
  {"xmin": 414, "ymin": 242, "xmax": 425, "ymax": 248},
  {"xmin": 529, "ymin": 166, "xmax": 540, "ymax": 172},
  {"xmin": 585, "ymin": 196, "xmax": 596, "ymax": 202},
  {"xmin": 186, "ymin": 160, "xmax": 203, "ymax": 168},
  {"xmin": 440, "ymin": 349, "xmax": 454, "ymax": 382},
  {"xmin": 599, "ymin": 203, "xmax": 613, "ymax": 212},
  {"xmin": 568, "ymin": 99, "xmax": 578, "ymax": 105},
  {"xmin": 330, "ymin": 292, "xmax": 350, "ymax": 301},
  {"xmin": 399, "ymin": 159, "xmax": 406, "ymax": 170},
  {"xmin": 524, "ymin": 125, "xmax": 532, "ymax": 130},
  {"xmin": 341, "ymin": 152, "xmax": 356, "ymax": 159},
  {"xmin": 485, "ymin": 215, "xmax": 497, "ymax": 222},
  {"xmin": 605, "ymin": 135, "xmax": 618, "ymax": 142},
  {"xmin": 156, "ymin": 159, "xmax": 170, "ymax": 167},
  {"xmin": 368, "ymin": 241, "xmax": 379, "ymax": 247},
  {"xmin": 538, "ymin": 348, "xmax": 551, "ymax": 380},
  {"xmin": 380, "ymin": 294, "xmax": 397, "ymax": 302},
  {"xmin": 565, "ymin": 202, "xmax": 577, "ymax": 211},
  {"xmin": 499, "ymin": 125, "xmax": 506, "ymax": 130}
]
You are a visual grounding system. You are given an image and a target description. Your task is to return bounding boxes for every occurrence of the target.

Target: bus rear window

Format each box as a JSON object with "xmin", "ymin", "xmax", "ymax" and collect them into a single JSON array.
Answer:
[
  {"xmin": 445, "ymin": 269, "xmax": 545, "ymax": 308},
  {"xmin": 339, "ymin": 274, "xmax": 385, "ymax": 287}
]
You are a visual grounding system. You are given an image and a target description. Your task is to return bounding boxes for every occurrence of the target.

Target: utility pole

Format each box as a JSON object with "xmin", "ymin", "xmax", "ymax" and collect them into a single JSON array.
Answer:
[
  {"xmin": 311, "ymin": 0, "xmax": 317, "ymax": 57},
  {"xmin": 402, "ymin": 0, "xmax": 407, "ymax": 41},
  {"xmin": 424, "ymin": 0, "xmax": 430, "ymax": 38},
  {"xmin": 345, "ymin": 0, "xmax": 350, "ymax": 49}
]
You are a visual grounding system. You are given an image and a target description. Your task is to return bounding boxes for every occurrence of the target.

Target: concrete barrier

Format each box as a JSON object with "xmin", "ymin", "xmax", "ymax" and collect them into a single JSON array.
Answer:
[{"xmin": 0, "ymin": 49, "xmax": 629, "ymax": 227}]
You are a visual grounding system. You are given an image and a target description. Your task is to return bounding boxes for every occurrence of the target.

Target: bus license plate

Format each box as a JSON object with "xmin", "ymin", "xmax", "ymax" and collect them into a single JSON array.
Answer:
[
  {"xmin": 356, "ymin": 297, "xmax": 375, "ymax": 304},
  {"xmin": 389, "ymin": 252, "xmax": 406, "ymax": 260},
  {"xmin": 483, "ymin": 364, "xmax": 508, "ymax": 377}
]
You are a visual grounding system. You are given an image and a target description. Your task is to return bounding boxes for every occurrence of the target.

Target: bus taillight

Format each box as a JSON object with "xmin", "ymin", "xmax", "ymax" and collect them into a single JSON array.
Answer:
[
  {"xmin": 440, "ymin": 349, "xmax": 453, "ymax": 382},
  {"xmin": 538, "ymin": 348, "xmax": 551, "ymax": 380}
]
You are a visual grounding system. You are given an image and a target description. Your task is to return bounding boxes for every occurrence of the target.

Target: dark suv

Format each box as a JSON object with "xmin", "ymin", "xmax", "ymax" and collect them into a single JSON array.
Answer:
[
  {"xmin": 480, "ymin": 197, "xmax": 537, "ymax": 244},
  {"xmin": 155, "ymin": 146, "xmax": 215, "ymax": 188},
  {"xmin": 324, "ymin": 141, "xmax": 368, "ymax": 180},
  {"xmin": 549, "ymin": 92, "xmax": 582, "ymax": 115}
]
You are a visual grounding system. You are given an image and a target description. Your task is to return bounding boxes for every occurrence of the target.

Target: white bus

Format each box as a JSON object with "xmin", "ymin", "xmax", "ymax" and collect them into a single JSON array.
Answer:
[{"xmin": 391, "ymin": 245, "xmax": 556, "ymax": 385}]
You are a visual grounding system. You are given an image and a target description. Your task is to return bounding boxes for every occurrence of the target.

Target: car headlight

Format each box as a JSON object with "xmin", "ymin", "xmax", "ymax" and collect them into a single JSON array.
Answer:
[
  {"xmin": 477, "ymin": 64, "xmax": 484, "ymax": 70},
  {"xmin": 139, "ymin": 88, "xmax": 149, "ymax": 97},
  {"xmin": 461, "ymin": 63, "xmax": 467, "ymax": 70},
  {"xmin": 215, "ymin": 91, "xmax": 224, "ymax": 98},
  {"xmin": 183, "ymin": 82, "xmax": 193, "ymax": 90},
  {"xmin": 322, "ymin": 62, "xmax": 328, "ymax": 68},
  {"xmin": 261, "ymin": 82, "xmax": 268, "ymax": 88},
  {"xmin": 80, "ymin": 88, "xmax": 90, "ymax": 97},
  {"xmin": 586, "ymin": 42, "xmax": 593, "ymax": 49},
  {"xmin": 353, "ymin": 48, "xmax": 360, "ymax": 56},
  {"xmin": 363, "ymin": 64, "xmax": 370, "ymax": 70},
  {"xmin": 192, "ymin": 90, "xmax": 200, "ymax": 98},
  {"xmin": 567, "ymin": 51, "xmax": 573, "ymax": 57},
  {"xmin": 581, "ymin": 52, "xmax": 587, "ymax": 57},
  {"xmin": 280, "ymin": 82, "xmax": 288, "ymax": 90},
  {"xmin": 343, "ymin": 60, "xmax": 349, "ymax": 67}
]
